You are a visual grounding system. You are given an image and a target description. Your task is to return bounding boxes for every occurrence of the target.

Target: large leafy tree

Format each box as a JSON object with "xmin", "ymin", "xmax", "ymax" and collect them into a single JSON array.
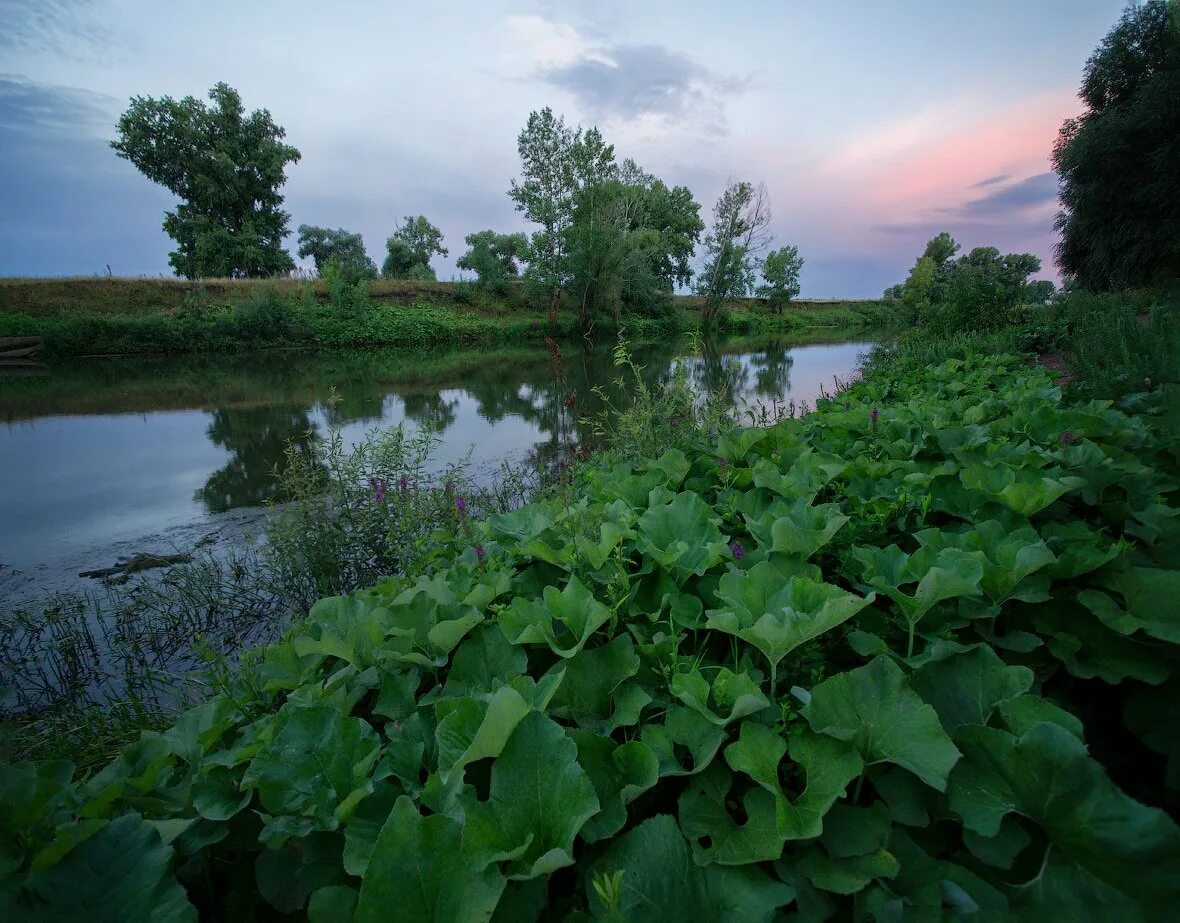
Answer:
[
  {"xmin": 296, "ymin": 225, "xmax": 377, "ymax": 280},
  {"xmin": 1053, "ymin": 0, "xmax": 1180, "ymax": 290},
  {"xmin": 694, "ymin": 181, "xmax": 773, "ymax": 326},
  {"xmin": 757, "ymin": 245, "xmax": 804, "ymax": 314},
  {"xmin": 382, "ymin": 216, "xmax": 447, "ymax": 280},
  {"xmin": 111, "ymin": 82, "xmax": 301, "ymax": 279},
  {"xmin": 509, "ymin": 110, "xmax": 703, "ymax": 329},
  {"xmin": 456, "ymin": 230, "xmax": 529, "ymax": 293}
]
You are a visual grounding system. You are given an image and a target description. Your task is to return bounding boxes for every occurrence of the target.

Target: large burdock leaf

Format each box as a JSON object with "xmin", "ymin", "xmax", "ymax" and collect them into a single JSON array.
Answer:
[
  {"xmin": 745, "ymin": 497, "xmax": 849, "ymax": 559},
  {"xmin": 241, "ymin": 703, "xmax": 380, "ymax": 836},
  {"xmin": 751, "ymin": 450, "xmax": 845, "ymax": 501},
  {"xmin": 19, "ymin": 813, "xmax": 196, "ymax": 921},
  {"xmin": 724, "ymin": 722, "xmax": 863, "ymax": 840},
  {"xmin": 1082, "ymin": 567, "xmax": 1180, "ymax": 644},
  {"xmin": 679, "ymin": 763, "xmax": 784, "ymax": 864},
  {"xmin": 463, "ymin": 712, "xmax": 600, "ymax": 879},
  {"xmin": 354, "ymin": 796, "xmax": 505, "ymax": 923},
  {"xmin": 948, "ymin": 722, "xmax": 1180, "ymax": 909},
  {"xmin": 916, "ymin": 520, "xmax": 1055, "ymax": 607},
  {"xmin": 570, "ymin": 731, "xmax": 659, "ymax": 843},
  {"xmin": 911, "ymin": 646, "xmax": 1033, "ymax": 731},
  {"xmin": 670, "ymin": 666, "xmax": 770, "ymax": 726},
  {"xmin": 708, "ymin": 563, "xmax": 874, "ymax": 696},
  {"xmin": 434, "ymin": 685, "xmax": 533, "ymax": 783},
  {"xmin": 636, "ymin": 491, "xmax": 730, "ymax": 580},
  {"xmin": 549, "ymin": 635, "xmax": 641, "ymax": 731},
  {"xmin": 641, "ymin": 706, "xmax": 727, "ymax": 777},
  {"xmin": 499, "ymin": 575, "xmax": 611, "ymax": 658},
  {"xmin": 959, "ymin": 462, "xmax": 1083, "ymax": 516},
  {"xmin": 801, "ymin": 656, "xmax": 960, "ymax": 791},
  {"xmin": 851, "ymin": 544, "xmax": 984, "ymax": 655},
  {"xmin": 585, "ymin": 815, "xmax": 794, "ymax": 922}
]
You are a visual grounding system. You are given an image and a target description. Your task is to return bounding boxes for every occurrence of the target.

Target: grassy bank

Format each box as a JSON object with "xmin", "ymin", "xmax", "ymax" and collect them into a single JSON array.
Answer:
[
  {"xmin": 3, "ymin": 345, "xmax": 1179, "ymax": 919},
  {"xmin": 0, "ymin": 276, "xmax": 892, "ymax": 358}
]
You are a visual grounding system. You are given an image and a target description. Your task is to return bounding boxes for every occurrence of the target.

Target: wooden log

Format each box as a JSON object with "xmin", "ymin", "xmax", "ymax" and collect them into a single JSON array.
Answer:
[
  {"xmin": 0, "ymin": 336, "xmax": 42, "ymax": 350},
  {"xmin": 0, "ymin": 345, "xmax": 40, "ymax": 359}
]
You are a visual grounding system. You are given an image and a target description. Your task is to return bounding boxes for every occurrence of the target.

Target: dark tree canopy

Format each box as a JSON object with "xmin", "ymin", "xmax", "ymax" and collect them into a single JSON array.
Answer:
[
  {"xmin": 296, "ymin": 225, "xmax": 377, "ymax": 279},
  {"xmin": 111, "ymin": 82, "xmax": 301, "ymax": 279},
  {"xmin": 1053, "ymin": 0, "xmax": 1180, "ymax": 290}
]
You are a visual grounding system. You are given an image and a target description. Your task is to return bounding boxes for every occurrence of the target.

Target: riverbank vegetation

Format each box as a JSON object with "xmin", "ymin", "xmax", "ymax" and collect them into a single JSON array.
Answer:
[
  {"xmin": 4, "ymin": 341, "xmax": 1179, "ymax": 918},
  {"xmin": 0, "ymin": 276, "xmax": 891, "ymax": 358}
]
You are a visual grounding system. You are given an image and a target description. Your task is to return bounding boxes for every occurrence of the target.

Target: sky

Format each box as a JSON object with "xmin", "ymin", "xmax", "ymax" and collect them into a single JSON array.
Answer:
[{"xmin": 0, "ymin": 0, "xmax": 1133, "ymax": 296}]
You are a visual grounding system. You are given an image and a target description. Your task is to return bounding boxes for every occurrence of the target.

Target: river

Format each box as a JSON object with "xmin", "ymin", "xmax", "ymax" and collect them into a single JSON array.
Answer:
[{"xmin": 0, "ymin": 334, "xmax": 872, "ymax": 605}]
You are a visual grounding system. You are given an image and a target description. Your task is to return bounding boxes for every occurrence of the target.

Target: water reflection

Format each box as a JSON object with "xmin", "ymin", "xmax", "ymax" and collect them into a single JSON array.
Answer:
[{"xmin": 0, "ymin": 335, "xmax": 871, "ymax": 576}]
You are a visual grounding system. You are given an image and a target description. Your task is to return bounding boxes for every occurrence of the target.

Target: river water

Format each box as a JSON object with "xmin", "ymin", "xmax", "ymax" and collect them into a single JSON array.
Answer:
[{"xmin": 0, "ymin": 335, "xmax": 872, "ymax": 604}]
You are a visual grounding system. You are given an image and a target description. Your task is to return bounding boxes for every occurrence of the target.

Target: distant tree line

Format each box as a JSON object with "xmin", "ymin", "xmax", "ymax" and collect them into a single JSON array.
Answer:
[{"xmin": 111, "ymin": 93, "xmax": 803, "ymax": 330}]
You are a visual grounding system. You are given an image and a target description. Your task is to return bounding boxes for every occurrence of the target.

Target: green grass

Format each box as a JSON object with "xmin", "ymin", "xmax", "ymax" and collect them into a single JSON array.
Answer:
[{"xmin": 0, "ymin": 278, "xmax": 893, "ymax": 358}]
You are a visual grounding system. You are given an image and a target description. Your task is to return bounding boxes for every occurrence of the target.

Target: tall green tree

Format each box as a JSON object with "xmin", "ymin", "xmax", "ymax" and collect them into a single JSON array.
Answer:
[
  {"xmin": 509, "ymin": 108, "xmax": 617, "ymax": 322},
  {"xmin": 111, "ymin": 82, "xmax": 300, "ymax": 279},
  {"xmin": 382, "ymin": 216, "xmax": 447, "ymax": 279},
  {"xmin": 456, "ymin": 230, "xmax": 529, "ymax": 292},
  {"xmin": 1053, "ymin": 0, "xmax": 1180, "ymax": 290},
  {"xmin": 296, "ymin": 225, "xmax": 377, "ymax": 280},
  {"xmin": 694, "ymin": 181, "xmax": 773, "ymax": 326},
  {"xmin": 757, "ymin": 245, "xmax": 804, "ymax": 313}
]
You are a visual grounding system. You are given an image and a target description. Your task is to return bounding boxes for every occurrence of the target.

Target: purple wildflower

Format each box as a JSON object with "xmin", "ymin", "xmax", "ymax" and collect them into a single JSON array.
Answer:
[
  {"xmin": 870, "ymin": 408, "xmax": 880, "ymax": 432},
  {"xmin": 398, "ymin": 475, "xmax": 409, "ymax": 491},
  {"xmin": 474, "ymin": 544, "xmax": 486, "ymax": 564},
  {"xmin": 730, "ymin": 541, "xmax": 745, "ymax": 561},
  {"xmin": 719, "ymin": 457, "xmax": 729, "ymax": 474},
  {"xmin": 1059, "ymin": 431, "xmax": 1075, "ymax": 445},
  {"xmin": 454, "ymin": 496, "xmax": 468, "ymax": 513},
  {"xmin": 370, "ymin": 478, "xmax": 388, "ymax": 503}
]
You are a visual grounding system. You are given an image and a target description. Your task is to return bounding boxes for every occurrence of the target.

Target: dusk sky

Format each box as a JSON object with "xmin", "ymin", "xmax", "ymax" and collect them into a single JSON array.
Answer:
[{"xmin": 0, "ymin": 0, "xmax": 1131, "ymax": 296}]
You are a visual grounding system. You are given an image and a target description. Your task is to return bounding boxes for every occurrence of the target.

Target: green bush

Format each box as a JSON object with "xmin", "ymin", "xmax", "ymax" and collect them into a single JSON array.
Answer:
[{"xmin": 4, "ymin": 354, "xmax": 1179, "ymax": 919}]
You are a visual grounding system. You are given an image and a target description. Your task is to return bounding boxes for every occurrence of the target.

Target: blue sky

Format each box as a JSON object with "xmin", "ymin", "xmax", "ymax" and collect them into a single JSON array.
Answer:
[{"xmin": 0, "ymin": 0, "xmax": 1131, "ymax": 296}]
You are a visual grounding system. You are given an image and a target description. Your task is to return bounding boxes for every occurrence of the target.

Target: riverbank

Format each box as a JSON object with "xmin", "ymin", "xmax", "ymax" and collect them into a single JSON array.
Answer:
[
  {"xmin": 0, "ymin": 276, "xmax": 893, "ymax": 358},
  {"xmin": 4, "ymin": 339, "xmax": 1178, "ymax": 918}
]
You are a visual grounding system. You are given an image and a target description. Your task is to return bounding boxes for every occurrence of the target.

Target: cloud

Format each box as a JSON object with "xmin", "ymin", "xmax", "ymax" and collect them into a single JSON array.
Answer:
[
  {"xmin": 0, "ymin": 72, "xmax": 117, "ymax": 135},
  {"xmin": 946, "ymin": 171, "xmax": 1058, "ymax": 218},
  {"xmin": 0, "ymin": 1, "xmax": 113, "ymax": 55},
  {"xmin": 972, "ymin": 172, "xmax": 1012, "ymax": 187}
]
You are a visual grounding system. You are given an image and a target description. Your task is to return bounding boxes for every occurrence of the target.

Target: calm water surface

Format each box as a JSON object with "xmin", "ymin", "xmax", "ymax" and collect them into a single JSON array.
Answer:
[{"xmin": 0, "ymin": 336, "xmax": 870, "ymax": 597}]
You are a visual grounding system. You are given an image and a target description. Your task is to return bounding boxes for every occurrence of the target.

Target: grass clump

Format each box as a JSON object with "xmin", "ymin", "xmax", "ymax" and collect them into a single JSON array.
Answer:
[{"xmin": 3, "ymin": 352, "xmax": 1179, "ymax": 919}]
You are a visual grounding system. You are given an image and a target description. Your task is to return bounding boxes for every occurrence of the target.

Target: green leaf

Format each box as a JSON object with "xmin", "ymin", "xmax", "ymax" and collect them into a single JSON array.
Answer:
[
  {"xmin": 1084, "ymin": 567, "xmax": 1180, "ymax": 643},
  {"xmin": 309, "ymin": 886, "xmax": 358, "ymax": 923},
  {"xmin": 818, "ymin": 802, "xmax": 892, "ymax": 858},
  {"xmin": 571, "ymin": 732, "xmax": 659, "ymax": 843},
  {"xmin": 724, "ymin": 723, "xmax": 863, "ymax": 840},
  {"xmin": 641, "ymin": 706, "xmax": 726, "ymax": 777},
  {"xmin": 948, "ymin": 722, "xmax": 1180, "ymax": 907},
  {"xmin": 959, "ymin": 462, "xmax": 1082, "ymax": 516},
  {"xmin": 678, "ymin": 763, "xmax": 784, "ymax": 865},
  {"xmin": 636, "ymin": 491, "xmax": 730, "ymax": 579},
  {"xmin": 19, "ymin": 813, "xmax": 196, "ymax": 921},
  {"xmin": 255, "ymin": 832, "xmax": 346, "ymax": 914},
  {"xmin": 916, "ymin": 521, "xmax": 1055, "ymax": 605},
  {"xmin": 586, "ymin": 815, "xmax": 794, "ymax": 922},
  {"xmin": 354, "ymin": 796, "xmax": 506, "ymax": 923},
  {"xmin": 241, "ymin": 703, "xmax": 380, "ymax": 835},
  {"xmin": 342, "ymin": 783, "xmax": 400, "ymax": 877},
  {"xmin": 797, "ymin": 844, "xmax": 900, "ymax": 895},
  {"xmin": 670, "ymin": 666, "xmax": 770, "ymax": 726},
  {"xmin": 708, "ymin": 564, "xmax": 873, "ymax": 694},
  {"xmin": 463, "ymin": 712, "xmax": 600, "ymax": 879},
  {"xmin": 548, "ymin": 635, "xmax": 641, "ymax": 731},
  {"xmin": 435, "ymin": 685, "xmax": 532, "ymax": 783},
  {"xmin": 802, "ymin": 656, "xmax": 960, "ymax": 791},
  {"xmin": 911, "ymin": 646, "xmax": 1033, "ymax": 730},
  {"xmin": 746, "ymin": 497, "xmax": 849, "ymax": 559},
  {"xmin": 499, "ymin": 575, "xmax": 612, "ymax": 658}
]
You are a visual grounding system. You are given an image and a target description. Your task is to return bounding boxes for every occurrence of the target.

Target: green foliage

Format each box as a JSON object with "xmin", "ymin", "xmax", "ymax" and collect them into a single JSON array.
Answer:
[
  {"xmin": 382, "ymin": 216, "xmax": 448, "ymax": 279},
  {"xmin": 1053, "ymin": 0, "xmax": 1180, "ymax": 290},
  {"xmin": 111, "ymin": 82, "xmax": 300, "ymax": 279},
  {"xmin": 509, "ymin": 109, "xmax": 703, "ymax": 328},
  {"xmin": 5, "ymin": 354, "xmax": 1180, "ymax": 918},
  {"xmin": 297, "ymin": 225, "xmax": 378, "ymax": 282},
  {"xmin": 695, "ymin": 181, "xmax": 773, "ymax": 326},
  {"xmin": 757, "ymin": 245, "xmax": 804, "ymax": 314},
  {"xmin": 456, "ymin": 229, "xmax": 529, "ymax": 293}
]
